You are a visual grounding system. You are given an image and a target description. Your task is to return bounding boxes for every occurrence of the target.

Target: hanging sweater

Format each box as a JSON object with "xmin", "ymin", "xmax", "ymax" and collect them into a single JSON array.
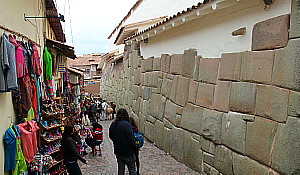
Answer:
[
  {"xmin": 43, "ymin": 46, "xmax": 52, "ymax": 80},
  {"xmin": 0, "ymin": 34, "xmax": 18, "ymax": 91}
]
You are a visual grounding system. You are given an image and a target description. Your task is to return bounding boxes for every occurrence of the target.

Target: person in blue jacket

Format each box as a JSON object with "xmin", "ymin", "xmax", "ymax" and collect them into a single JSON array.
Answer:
[{"xmin": 109, "ymin": 108, "xmax": 137, "ymax": 175}]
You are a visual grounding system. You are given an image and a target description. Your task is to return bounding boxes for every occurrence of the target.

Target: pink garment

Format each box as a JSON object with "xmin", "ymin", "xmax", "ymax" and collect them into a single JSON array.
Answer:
[
  {"xmin": 17, "ymin": 120, "xmax": 39, "ymax": 163},
  {"xmin": 30, "ymin": 41, "xmax": 42, "ymax": 76},
  {"xmin": 9, "ymin": 35, "xmax": 28, "ymax": 78}
]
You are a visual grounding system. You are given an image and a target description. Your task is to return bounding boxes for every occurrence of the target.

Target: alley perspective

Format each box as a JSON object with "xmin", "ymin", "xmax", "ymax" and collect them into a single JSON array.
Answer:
[{"xmin": 0, "ymin": 0, "xmax": 300, "ymax": 175}]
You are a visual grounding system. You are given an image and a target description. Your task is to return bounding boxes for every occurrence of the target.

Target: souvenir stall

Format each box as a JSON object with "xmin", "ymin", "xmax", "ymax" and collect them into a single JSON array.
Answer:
[{"xmin": 1, "ymin": 26, "xmax": 76, "ymax": 174}]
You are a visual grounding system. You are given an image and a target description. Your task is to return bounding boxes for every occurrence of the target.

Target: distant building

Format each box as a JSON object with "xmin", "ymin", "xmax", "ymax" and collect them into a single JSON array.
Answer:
[{"xmin": 67, "ymin": 53, "xmax": 103, "ymax": 86}]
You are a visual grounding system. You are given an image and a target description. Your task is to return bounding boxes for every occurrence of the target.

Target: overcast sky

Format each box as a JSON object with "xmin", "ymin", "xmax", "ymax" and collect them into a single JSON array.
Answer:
[{"xmin": 56, "ymin": 0, "xmax": 137, "ymax": 56}]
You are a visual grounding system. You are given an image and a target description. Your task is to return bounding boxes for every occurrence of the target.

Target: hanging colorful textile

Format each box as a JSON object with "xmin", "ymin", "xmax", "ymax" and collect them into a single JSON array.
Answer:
[
  {"xmin": 9, "ymin": 35, "xmax": 27, "ymax": 78},
  {"xmin": 43, "ymin": 46, "xmax": 52, "ymax": 80},
  {"xmin": 18, "ymin": 75, "xmax": 32, "ymax": 117},
  {"xmin": 12, "ymin": 125, "xmax": 27, "ymax": 175},
  {"xmin": 3, "ymin": 126, "xmax": 17, "ymax": 171},
  {"xmin": 3, "ymin": 125, "xmax": 27, "ymax": 174},
  {"xmin": 0, "ymin": 34, "xmax": 18, "ymax": 92},
  {"xmin": 17, "ymin": 120, "xmax": 39, "ymax": 163},
  {"xmin": 29, "ymin": 41, "xmax": 42, "ymax": 76},
  {"xmin": 45, "ymin": 79, "xmax": 54, "ymax": 98}
]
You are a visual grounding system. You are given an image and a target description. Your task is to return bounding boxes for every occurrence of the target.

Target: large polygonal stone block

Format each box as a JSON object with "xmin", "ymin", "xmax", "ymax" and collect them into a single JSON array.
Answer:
[
  {"xmin": 201, "ymin": 109, "xmax": 223, "ymax": 144},
  {"xmin": 162, "ymin": 127, "xmax": 172, "ymax": 153},
  {"xmin": 170, "ymin": 127, "xmax": 185, "ymax": 162},
  {"xmin": 132, "ymin": 99, "xmax": 139, "ymax": 114},
  {"xmin": 154, "ymin": 120, "xmax": 164, "ymax": 148},
  {"xmin": 188, "ymin": 80, "xmax": 198, "ymax": 104},
  {"xmin": 198, "ymin": 58, "xmax": 220, "ymax": 84},
  {"xmin": 241, "ymin": 50, "xmax": 275, "ymax": 84},
  {"xmin": 141, "ymin": 99, "xmax": 150, "ymax": 118},
  {"xmin": 193, "ymin": 56, "xmax": 201, "ymax": 81},
  {"xmin": 252, "ymin": 14, "xmax": 290, "ymax": 51},
  {"xmin": 246, "ymin": 116, "xmax": 277, "ymax": 166},
  {"xmin": 164, "ymin": 100, "xmax": 179, "ymax": 125},
  {"xmin": 144, "ymin": 121, "xmax": 154, "ymax": 142},
  {"xmin": 272, "ymin": 39, "xmax": 300, "ymax": 91},
  {"xmin": 147, "ymin": 72, "xmax": 159, "ymax": 88},
  {"xmin": 288, "ymin": 90, "xmax": 300, "ymax": 117},
  {"xmin": 138, "ymin": 113, "xmax": 146, "ymax": 133},
  {"xmin": 132, "ymin": 50, "xmax": 140, "ymax": 69},
  {"xmin": 181, "ymin": 103, "xmax": 204, "ymax": 134},
  {"xmin": 212, "ymin": 81, "xmax": 231, "ymax": 112},
  {"xmin": 153, "ymin": 57, "xmax": 161, "ymax": 71},
  {"xmin": 219, "ymin": 52, "xmax": 242, "ymax": 81},
  {"xmin": 232, "ymin": 152, "xmax": 278, "ymax": 175},
  {"xmin": 175, "ymin": 76, "xmax": 190, "ymax": 106},
  {"xmin": 230, "ymin": 82, "xmax": 256, "ymax": 114},
  {"xmin": 132, "ymin": 85, "xmax": 139, "ymax": 100},
  {"xmin": 256, "ymin": 85, "xmax": 289, "ymax": 122},
  {"xmin": 290, "ymin": 0, "xmax": 300, "ymax": 38},
  {"xmin": 161, "ymin": 76, "xmax": 172, "ymax": 98},
  {"xmin": 170, "ymin": 75, "xmax": 179, "ymax": 102},
  {"xmin": 183, "ymin": 132, "xmax": 202, "ymax": 172},
  {"xmin": 215, "ymin": 145, "xmax": 233, "ymax": 175},
  {"xmin": 272, "ymin": 117, "xmax": 300, "ymax": 174},
  {"xmin": 221, "ymin": 112, "xmax": 247, "ymax": 154},
  {"xmin": 142, "ymin": 86, "xmax": 152, "ymax": 100},
  {"xmin": 160, "ymin": 54, "xmax": 168, "ymax": 73},
  {"xmin": 169, "ymin": 54, "xmax": 183, "ymax": 75},
  {"xmin": 182, "ymin": 49, "xmax": 197, "ymax": 79},
  {"xmin": 196, "ymin": 82, "xmax": 215, "ymax": 109},
  {"xmin": 150, "ymin": 93, "xmax": 166, "ymax": 121},
  {"xmin": 133, "ymin": 68, "xmax": 141, "ymax": 85},
  {"xmin": 143, "ymin": 57, "xmax": 153, "ymax": 72}
]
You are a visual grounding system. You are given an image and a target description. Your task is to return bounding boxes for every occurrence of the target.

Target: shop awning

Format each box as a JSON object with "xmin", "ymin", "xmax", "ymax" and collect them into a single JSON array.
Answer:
[
  {"xmin": 46, "ymin": 38, "xmax": 76, "ymax": 59},
  {"xmin": 67, "ymin": 67, "xmax": 84, "ymax": 75}
]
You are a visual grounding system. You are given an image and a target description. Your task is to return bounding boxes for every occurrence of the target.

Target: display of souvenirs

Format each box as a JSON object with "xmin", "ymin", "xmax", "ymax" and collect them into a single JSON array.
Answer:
[{"xmin": 42, "ymin": 103, "xmax": 64, "ymax": 115}]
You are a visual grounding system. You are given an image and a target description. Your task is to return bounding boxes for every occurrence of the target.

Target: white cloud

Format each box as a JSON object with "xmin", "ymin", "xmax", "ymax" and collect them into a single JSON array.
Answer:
[{"xmin": 56, "ymin": 0, "xmax": 137, "ymax": 56}]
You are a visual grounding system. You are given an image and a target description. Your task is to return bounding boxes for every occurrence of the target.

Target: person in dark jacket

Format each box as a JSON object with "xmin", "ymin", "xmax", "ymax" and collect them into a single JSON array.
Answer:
[
  {"xmin": 109, "ymin": 108, "xmax": 137, "ymax": 175},
  {"xmin": 61, "ymin": 124, "xmax": 87, "ymax": 175}
]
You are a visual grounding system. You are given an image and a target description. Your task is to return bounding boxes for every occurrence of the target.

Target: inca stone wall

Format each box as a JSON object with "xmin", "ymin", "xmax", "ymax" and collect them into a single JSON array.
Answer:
[{"xmin": 101, "ymin": 11, "xmax": 300, "ymax": 175}]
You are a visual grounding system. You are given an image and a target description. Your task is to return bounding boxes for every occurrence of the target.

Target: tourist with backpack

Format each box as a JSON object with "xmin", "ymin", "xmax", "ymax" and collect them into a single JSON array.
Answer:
[
  {"xmin": 129, "ymin": 117, "xmax": 144, "ymax": 175},
  {"xmin": 109, "ymin": 109, "xmax": 137, "ymax": 175}
]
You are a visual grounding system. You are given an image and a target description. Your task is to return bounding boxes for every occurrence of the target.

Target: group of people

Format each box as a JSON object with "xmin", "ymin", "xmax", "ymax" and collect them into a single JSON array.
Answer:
[
  {"xmin": 81, "ymin": 98, "xmax": 116, "ymax": 124},
  {"xmin": 60, "ymin": 107, "xmax": 143, "ymax": 175}
]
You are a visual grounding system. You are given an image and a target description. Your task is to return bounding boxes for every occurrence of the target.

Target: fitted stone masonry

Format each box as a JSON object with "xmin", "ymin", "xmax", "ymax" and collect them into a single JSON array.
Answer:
[{"xmin": 100, "ymin": 14, "xmax": 300, "ymax": 174}]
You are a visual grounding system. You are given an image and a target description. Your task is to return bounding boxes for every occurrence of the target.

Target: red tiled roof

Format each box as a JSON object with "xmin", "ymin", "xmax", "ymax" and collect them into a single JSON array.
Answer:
[
  {"xmin": 125, "ymin": 0, "xmax": 212, "ymax": 41},
  {"xmin": 46, "ymin": 0, "xmax": 66, "ymax": 42}
]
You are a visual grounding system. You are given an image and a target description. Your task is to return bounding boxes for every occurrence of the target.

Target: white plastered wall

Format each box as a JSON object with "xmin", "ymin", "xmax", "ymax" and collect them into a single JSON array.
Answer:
[
  {"xmin": 0, "ymin": 0, "xmax": 45, "ymax": 174},
  {"xmin": 140, "ymin": 0, "xmax": 291, "ymax": 58},
  {"xmin": 108, "ymin": 0, "xmax": 204, "ymax": 53}
]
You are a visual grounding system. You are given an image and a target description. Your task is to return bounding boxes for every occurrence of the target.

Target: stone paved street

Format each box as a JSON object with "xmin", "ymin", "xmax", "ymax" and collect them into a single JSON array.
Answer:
[{"xmin": 79, "ymin": 120, "xmax": 199, "ymax": 174}]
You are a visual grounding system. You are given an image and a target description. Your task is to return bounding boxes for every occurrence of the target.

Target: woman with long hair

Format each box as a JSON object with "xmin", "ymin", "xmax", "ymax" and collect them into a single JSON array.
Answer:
[
  {"xmin": 61, "ymin": 124, "xmax": 87, "ymax": 175},
  {"xmin": 109, "ymin": 108, "xmax": 137, "ymax": 175}
]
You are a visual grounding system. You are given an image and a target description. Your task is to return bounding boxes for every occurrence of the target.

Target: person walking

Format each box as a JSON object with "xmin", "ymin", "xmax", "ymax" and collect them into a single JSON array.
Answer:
[
  {"xmin": 61, "ymin": 124, "xmax": 87, "ymax": 175},
  {"xmin": 109, "ymin": 108, "xmax": 137, "ymax": 175},
  {"xmin": 101, "ymin": 100, "xmax": 109, "ymax": 120},
  {"xmin": 129, "ymin": 117, "xmax": 142, "ymax": 175}
]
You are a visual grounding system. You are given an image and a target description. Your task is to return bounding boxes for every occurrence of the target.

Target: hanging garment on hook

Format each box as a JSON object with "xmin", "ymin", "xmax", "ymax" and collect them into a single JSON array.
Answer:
[
  {"xmin": 9, "ymin": 35, "xmax": 27, "ymax": 78},
  {"xmin": 0, "ymin": 34, "xmax": 18, "ymax": 92},
  {"xmin": 3, "ymin": 125, "xmax": 27, "ymax": 174}
]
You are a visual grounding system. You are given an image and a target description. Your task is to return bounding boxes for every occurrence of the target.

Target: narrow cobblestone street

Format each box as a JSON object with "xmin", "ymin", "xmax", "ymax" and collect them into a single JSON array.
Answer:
[{"xmin": 79, "ymin": 120, "xmax": 199, "ymax": 174}]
